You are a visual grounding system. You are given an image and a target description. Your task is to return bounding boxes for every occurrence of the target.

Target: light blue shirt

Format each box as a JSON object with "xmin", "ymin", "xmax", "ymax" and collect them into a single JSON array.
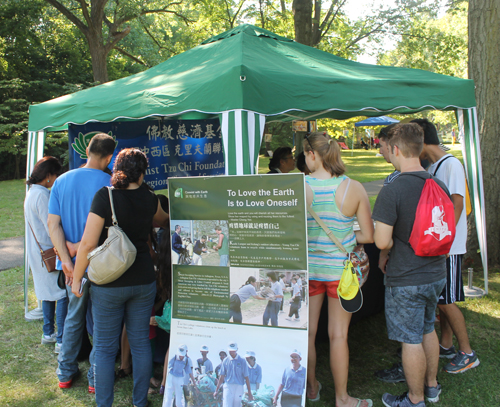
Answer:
[
  {"xmin": 236, "ymin": 284, "xmax": 258, "ymax": 303},
  {"xmin": 281, "ymin": 365, "xmax": 306, "ymax": 396},
  {"xmin": 197, "ymin": 357, "xmax": 214, "ymax": 373},
  {"xmin": 220, "ymin": 354, "xmax": 249, "ymax": 385},
  {"xmin": 247, "ymin": 363, "xmax": 262, "ymax": 386},
  {"xmin": 271, "ymin": 281, "xmax": 283, "ymax": 303},
  {"xmin": 168, "ymin": 355, "xmax": 191, "ymax": 378}
]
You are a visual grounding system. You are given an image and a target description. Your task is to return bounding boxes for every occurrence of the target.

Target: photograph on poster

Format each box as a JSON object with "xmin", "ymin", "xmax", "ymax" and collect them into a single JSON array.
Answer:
[
  {"xmin": 165, "ymin": 320, "xmax": 307, "ymax": 407},
  {"xmin": 229, "ymin": 268, "xmax": 307, "ymax": 329},
  {"xmin": 170, "ymin": 220, "xmax": 230, "ymax": 267}
]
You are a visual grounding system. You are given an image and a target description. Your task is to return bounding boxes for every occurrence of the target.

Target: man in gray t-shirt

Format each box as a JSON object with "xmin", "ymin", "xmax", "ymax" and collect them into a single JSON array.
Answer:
[{"xmin": 372, "ymin": 123, "xmax": 447, "ymax": 407}]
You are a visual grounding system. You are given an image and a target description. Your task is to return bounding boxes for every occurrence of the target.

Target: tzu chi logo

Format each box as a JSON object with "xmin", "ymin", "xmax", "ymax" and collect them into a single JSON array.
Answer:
[{"xmin": 424, "ymin": 205, "xmax": 452, "ymax": 241}]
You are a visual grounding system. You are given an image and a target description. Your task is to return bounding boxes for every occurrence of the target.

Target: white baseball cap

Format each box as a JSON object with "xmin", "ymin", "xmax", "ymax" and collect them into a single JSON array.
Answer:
[
  {"xmin": 177, "ymin": 344, "xmax": 188, "ymax": 356},
  {"xmin": 290, "ymin": 349, "xmax": 301, "ymax": 357},
  {"xmin": 245, "ymin": 350, "xmax": 256, "ymax": 358},
  {"xmin": 228, "ymin": 342, "xmax": 238, "ymax": 352},
  {"xmin": 200, "ymin": 345, "xmax": 209, "ymax": 352}
]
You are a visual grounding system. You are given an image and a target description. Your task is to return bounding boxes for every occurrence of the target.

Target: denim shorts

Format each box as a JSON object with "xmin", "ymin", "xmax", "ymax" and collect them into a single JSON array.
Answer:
[{"xmin": 385, "ymin": 278, "xmax": 446, "ymax": 344}]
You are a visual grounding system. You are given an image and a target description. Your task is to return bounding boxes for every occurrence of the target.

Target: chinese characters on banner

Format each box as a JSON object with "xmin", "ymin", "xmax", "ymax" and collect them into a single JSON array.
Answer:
[
  {"xmin": 166, "ymin": 174, "xmax": 308, "ymax": 407},
  {"xmin": 68, "ymin": 119, "xmax": 225, "ymax": 190}
]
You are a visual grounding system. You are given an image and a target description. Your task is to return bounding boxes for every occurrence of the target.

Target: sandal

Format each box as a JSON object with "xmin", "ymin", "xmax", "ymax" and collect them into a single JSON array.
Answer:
[
  {"xmin": 115, "ymin": 367, "xmax": 132, "ymax": 380},
  {"xmin": 354, "ymin": 399, "xmax": 373, "ymax": 407},
  {"xmin": 307, "ymin": 381, "xmax": 322, "ymax": 402}
]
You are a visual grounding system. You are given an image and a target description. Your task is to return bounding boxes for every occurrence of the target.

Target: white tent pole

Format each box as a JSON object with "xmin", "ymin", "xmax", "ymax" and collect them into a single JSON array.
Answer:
[{"xmin": 469, "ymin": 107, "xmax": 488, "ymax": 293}]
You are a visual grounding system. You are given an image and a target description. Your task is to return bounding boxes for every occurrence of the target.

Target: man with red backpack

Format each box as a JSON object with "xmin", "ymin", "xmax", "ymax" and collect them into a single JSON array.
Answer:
[
  {"xmin": 414, "ymin": 118, "xmax": 479, "ymax": 374},
  {"xmin": 372, "ymin": 123, "xmax": 449, "ymax": 407}
]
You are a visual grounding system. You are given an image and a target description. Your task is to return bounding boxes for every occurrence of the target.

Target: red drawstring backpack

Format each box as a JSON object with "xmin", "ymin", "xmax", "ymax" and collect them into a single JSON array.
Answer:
[{"xmin": 408, "ymin": 175, "xmax": 456, "ymax": 256}]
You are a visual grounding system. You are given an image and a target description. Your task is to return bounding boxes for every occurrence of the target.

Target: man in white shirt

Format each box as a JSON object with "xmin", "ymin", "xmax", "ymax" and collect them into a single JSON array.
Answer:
[{"xmin": 415, "ymin": 118, "xmax": 479, "ymax": 374}]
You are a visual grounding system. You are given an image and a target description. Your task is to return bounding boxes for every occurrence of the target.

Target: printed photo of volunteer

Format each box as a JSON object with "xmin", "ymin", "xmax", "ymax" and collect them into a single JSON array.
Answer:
[
  {"xmin": 245, "ymin": 350, "xmax": 262, "ymax": 391},
  {"xmin": 273, "ymin": 349, "xmax": 306, "ymax": 407},
  {"xmin": 214, "ymin": 342, "xmax": 254, "ymax": 406},
  {"xmin": 169, "ymin": 220, "xmax": 231, "ymax": 267},
  {"xmin": 196, "ymin": 345, "xmax": 214, "ymax": 374},
  {"xmin": 164, "ymin": 344, "xmax": 195, "ymax": 407},
  {"xmin": 229, "ymin": 276, "xmax": 266, "ymax": 323},
  {"xmin": 228, "ymin": 269, "xmax": 308, "ymax": 328},
  {"xmin": 191, "ymin": 235, "xmax": 208, "ymax": 265},
  {"xmin": 263, "ymin": 271, "xmax": 284, "ymax": 327}
]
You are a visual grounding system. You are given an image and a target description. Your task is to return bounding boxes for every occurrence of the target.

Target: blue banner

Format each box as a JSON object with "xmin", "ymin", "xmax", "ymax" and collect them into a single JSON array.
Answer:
[{"xmin": 68, "ymin": 119, "xmax": 225, "ymax": 190}]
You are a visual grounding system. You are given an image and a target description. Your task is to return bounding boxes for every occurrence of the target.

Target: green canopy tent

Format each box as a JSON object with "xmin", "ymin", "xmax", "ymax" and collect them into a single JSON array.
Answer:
[{"xmin": 25, "ymin": 25, "xmax": 488, "ymax": 315}]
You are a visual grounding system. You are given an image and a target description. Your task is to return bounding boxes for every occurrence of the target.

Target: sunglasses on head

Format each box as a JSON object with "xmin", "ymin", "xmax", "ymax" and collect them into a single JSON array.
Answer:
[{"xmin": 304, "ymin": 133, "xmax": 314, "ymax": 151}]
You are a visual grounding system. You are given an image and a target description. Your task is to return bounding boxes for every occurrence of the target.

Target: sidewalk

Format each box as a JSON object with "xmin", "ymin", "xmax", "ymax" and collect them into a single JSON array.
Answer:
[
  {"xmin": 362, "ymin": 179, "xmax": 384, "ymax": 197},
  {"xmin": 244, "ymin": 300, "xmax": 309, "ymax": 329},
  {"xmin": 0, "ymin": 236, "xmax": 24, "ymax": 271}
]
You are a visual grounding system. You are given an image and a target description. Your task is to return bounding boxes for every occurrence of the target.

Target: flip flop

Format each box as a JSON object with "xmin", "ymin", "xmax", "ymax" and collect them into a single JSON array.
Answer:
[
  {"xmin": 355, "ymin": 399, "xmax": 373, "ymax": 407},
  {"xmin": 307, "ymin": 381, "xmax": 322, "ymax": 402}
]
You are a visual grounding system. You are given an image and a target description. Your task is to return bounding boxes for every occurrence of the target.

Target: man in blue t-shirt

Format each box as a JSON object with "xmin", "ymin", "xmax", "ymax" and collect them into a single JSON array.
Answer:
[
  {"xmin": 214, "ymin": 342, "xmax": 253, "ymax": 406},
  {"xmin": 48, "ymin": 133, "xmax": 115, "ymax": 390},
  {"xmin": 273, "ymin": 349, "xmax": 306, "ymax": 407}
]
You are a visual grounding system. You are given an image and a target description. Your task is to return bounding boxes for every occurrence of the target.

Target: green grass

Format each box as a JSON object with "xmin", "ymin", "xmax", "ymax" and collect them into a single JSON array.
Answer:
[
  {"xmin": 258, "ymin": 150, "xmax": 394, "ymax": 183},
  {"xmin": 0, "ymin": 179, "xmax": 26, "ymax": 240},
  {"xmin": 311, "ymin": 269, "xmax": 500, "ymax": 407},
  {"xmin": 1, "ymin": 267, "xmax": 498, "ymax": 406}
]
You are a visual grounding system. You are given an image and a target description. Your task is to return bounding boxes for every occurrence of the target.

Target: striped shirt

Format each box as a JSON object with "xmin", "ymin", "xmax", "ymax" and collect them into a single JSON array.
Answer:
[{"xmin": 306, "ymin": 175, "xmax": 356, "ymax": 281}]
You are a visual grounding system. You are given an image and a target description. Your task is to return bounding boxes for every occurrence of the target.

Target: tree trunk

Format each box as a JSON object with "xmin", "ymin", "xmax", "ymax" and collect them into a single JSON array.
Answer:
[
  {"xmin": 88, "ymin": 39, "xmax": 109, "ymax": 83},
  {"xmin": 293, "ymin": 0, "xmax": 313, "ymax": 45},
  {"xmin": 468, "ymin": 0, "xmax": 500, "ymax": 267}
]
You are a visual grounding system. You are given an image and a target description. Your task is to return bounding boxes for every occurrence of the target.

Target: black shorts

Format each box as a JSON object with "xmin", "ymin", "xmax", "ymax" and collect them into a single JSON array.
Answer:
[{"xmin": 438, "ymin": 254, "xmax": 464, "ymax": 305}]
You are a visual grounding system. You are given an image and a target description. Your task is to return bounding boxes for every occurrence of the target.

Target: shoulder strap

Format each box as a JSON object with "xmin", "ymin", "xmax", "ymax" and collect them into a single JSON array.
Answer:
[
  {"xmin": 432, "ymin": 155, "xmax": 452, "ymax": 176},
  {"xmin": 340, "ymin": 178, "xmax": 351, "ymax": 213},
  {"xmin": 307, "ymin": 206, "xmax": 347, "ymax": 254},
  {"xmin": 107, "ymin": 187, "xmax": 119, "ymax": 226},
  {"xmin": 27, "ymin": 221, "xmax": 44, "ymax": 252}
]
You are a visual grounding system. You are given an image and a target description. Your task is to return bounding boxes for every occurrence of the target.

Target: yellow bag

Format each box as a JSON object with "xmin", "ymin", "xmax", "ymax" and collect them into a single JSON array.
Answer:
[{"xmin": 338, "ymin": 260, "xmax": 359, "ymax": 301}]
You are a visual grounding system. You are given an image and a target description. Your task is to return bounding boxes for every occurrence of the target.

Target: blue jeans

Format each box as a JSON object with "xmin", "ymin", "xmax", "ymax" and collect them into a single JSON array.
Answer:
[
  {"xmin": 219, "ymin": 254, "xmax": 229, "ymax": 267},
  {"xmin": 91, "ymin": 281, "xmax": 156, "ymax": 407},
  {"xmin": 57, "ymin": 276, "xmax": 95, "ymax": 385},
  {"xmin": 42, "ymin": 296, "xmax": 68, "ymax": 344},
  {"xmin": 263, "ymin": 301, "xmax": 280, "ymax": 326}
]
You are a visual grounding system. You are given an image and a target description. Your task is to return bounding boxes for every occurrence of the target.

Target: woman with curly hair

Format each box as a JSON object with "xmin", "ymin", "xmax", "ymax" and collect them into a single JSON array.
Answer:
[{"xmin": 72, "ymin": 148, "xmax": 169, "ymax": 407}]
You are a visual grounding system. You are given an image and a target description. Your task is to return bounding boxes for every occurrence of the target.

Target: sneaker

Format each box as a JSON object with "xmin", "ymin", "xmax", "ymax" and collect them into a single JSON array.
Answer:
[
  {"xmin": 285, "ymin": 317, "xmax": 292, "ymax": 321},
  {"xmin": 382, "ymin": 392, "xmax": 425, "ymax": 407},
  {"xmin": 294, "ymin": 317, "xmax": 300, "ymax": 321},
  {"xmin": 444, "ymin": 350, "xmax": 480, "ymax": 374},
  {"xmin": 375, "ymin": 362, "xmax": 406, "ymax": 383},
  {"xmin": 54, "ymin": 342, "xmax": 62, "ymax": 354},
  {"xmin": 88, "ymin": 386, "xmax": 95, "ymax": 394},
  {"xmin": 59, "ymin": 369, "xmax": 81, "ymax": 389},
  {"xmin": 425, "ymin": 383, "xmax": 442, "ymax": 403},
  {"xmin": 439, "ymin": 345, "xmax": 457, "ymax": 359},
  {"xmin": 41, "ymin": 333, "xmax": 57, "ymax": 344}
]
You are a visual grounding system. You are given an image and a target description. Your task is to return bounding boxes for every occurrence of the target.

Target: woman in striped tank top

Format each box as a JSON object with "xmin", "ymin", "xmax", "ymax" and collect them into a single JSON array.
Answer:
[{"xmin": 304, "ymin": 132, "xmax": 374, "ymax": 407}]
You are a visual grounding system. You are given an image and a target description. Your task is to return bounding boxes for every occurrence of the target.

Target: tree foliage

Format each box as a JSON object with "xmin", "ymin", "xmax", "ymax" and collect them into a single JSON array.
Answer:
[
  {"xmin": 43, "ymin": 0, "xmax": 193, "ymax": 83},
  {"xmin": 378, "ymin": 2, "xmax": 468, "ymax": 78}
]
